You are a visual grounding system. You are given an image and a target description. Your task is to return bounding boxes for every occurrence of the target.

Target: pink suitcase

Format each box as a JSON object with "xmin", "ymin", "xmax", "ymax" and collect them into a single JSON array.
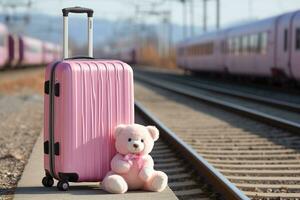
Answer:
[{"xmin": 42, "ymin": 7, "xmax": 134, "ymax": 191}]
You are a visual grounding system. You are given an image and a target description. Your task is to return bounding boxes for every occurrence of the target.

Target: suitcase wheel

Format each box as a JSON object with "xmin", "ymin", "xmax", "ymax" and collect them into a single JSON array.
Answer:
[
  {"xmin": 42, "ymin": 176, "xmax": 54, "ymax": 187},
  {"xmin": 57, "ymin": 180, "xmax": 69, "ymax": 191}
]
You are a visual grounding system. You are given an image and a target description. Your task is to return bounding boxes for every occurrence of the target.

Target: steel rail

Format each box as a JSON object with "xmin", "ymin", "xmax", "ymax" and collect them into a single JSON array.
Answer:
[
  {"xmin": 136, "ymin": 70, "xmax": 300, "ymax": 113},
  {"xmin": 135, "ymin": 101, "xmax": 249, "ymax": 200}
]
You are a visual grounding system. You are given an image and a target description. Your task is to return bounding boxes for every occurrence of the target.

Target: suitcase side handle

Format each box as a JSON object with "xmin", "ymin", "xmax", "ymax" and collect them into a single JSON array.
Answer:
[{"xmin": 62, "ymin": 6, "xmax": 94, "ymax": 59}]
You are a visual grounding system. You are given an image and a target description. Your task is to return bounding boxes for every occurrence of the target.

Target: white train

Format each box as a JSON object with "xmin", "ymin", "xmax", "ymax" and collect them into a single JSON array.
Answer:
[{"xmin": 176, "ymin": 10, "xmax": 300, "ymax": 81}]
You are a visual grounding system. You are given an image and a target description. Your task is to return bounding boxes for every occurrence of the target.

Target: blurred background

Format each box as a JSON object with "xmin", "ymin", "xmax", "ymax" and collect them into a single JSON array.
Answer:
[{"xmin": 1, "ymin": 0, "xmax": 299, "ymax": 68}]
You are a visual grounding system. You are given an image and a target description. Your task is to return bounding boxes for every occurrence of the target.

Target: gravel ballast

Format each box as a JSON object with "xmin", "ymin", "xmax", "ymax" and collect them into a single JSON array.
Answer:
[{"xmin": 0, "ymin": 68, "xmax": 44, "ymax": 200}]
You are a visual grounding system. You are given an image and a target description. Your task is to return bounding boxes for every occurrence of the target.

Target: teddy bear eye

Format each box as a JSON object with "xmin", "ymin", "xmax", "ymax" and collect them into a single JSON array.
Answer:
[
  {"xmin": 128, "ymin": 138, "xmax": 132, "ymax": 142},
  {"xmin": 141, "ymin": 139, "xmax": 144, "ymax": 143}
]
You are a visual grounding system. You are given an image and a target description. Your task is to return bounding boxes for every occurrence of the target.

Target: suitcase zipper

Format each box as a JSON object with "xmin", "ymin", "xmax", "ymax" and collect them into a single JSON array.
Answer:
[{"xmin": 48, "ymin": 61, "xmax": 61, "ymax": 180}]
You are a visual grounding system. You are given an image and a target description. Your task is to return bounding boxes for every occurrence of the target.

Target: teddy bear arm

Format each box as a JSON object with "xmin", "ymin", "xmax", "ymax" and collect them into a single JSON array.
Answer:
[
  {"xmin": 111, "ymin": 154, "xmax": 131, "ymax": 174},
  {"xmin": 143, "ymin": 155, "xmax": 154, "ymax": 168}
]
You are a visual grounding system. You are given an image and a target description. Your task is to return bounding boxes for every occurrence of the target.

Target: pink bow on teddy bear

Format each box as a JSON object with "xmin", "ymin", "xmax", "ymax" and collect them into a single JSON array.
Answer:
[
  {"xmin": 102, "ymin": 124, "xmax": 168, "ymax": 194},
  {"xmin": 122, "ymin": 153, "xmax": 144, "ymax": 169}
]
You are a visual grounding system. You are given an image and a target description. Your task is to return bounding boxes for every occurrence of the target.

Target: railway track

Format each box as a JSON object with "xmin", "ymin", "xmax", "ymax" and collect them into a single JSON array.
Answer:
[
  {"xmin": 136, "ymin": 102, "xmax": 248, "ymax": 200},
  {"xmin": 135, "ymin": 69, "xmax": 300, "ymax": 134},
  {"xmin": 134, "ymin": 69, "xmax": 300, "ymax": 199},
  {"xmin": 143, "ymin": 71, "xmax": 300, "ymax": 113}
]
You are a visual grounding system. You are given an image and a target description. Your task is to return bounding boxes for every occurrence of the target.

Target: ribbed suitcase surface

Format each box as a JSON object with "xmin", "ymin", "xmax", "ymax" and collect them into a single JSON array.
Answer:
[{"xmin": 44, "ymin": 60, "xmax": 134, "ymax": 182}]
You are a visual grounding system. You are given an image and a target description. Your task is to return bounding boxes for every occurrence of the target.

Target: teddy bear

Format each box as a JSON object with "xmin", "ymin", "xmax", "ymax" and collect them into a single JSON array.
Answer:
[{"xmin": 102, "ymin": 124, "xmax": 168, "ymax": 194}]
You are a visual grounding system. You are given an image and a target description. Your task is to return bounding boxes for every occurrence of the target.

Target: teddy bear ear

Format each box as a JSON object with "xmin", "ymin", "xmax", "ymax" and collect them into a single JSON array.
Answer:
[
  {"xmin": 115, "ymin": 124, "xmax": 126, "ymax": 137},
  {"xmin": 147, "ymin": 126, "xmax": 159, "ymax": 141}
]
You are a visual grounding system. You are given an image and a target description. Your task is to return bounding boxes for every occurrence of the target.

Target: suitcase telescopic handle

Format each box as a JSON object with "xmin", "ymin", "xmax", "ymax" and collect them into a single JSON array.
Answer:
[
  {"xmin": 62, "ymin": 7, "xmax": 93, "ymax": 17},
  {"xmin": 62, "ymin": 6, "xmax": 94, "ymax": 59}
]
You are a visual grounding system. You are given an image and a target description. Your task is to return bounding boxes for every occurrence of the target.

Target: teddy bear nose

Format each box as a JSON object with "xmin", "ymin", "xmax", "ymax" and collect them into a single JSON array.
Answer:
[{"xmin": 133, "ymin": 144, "xmax": 139, "ymax": 148}]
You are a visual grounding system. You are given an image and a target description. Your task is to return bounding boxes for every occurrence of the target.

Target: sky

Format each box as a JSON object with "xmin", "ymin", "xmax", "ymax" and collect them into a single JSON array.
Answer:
[
  {"xmin": 28, "ymin": 0, "xmax": 300, "ymax": 29},
  {"xmin": 2, "ymin": 0, "xmax": 300, "ymax": 39}
]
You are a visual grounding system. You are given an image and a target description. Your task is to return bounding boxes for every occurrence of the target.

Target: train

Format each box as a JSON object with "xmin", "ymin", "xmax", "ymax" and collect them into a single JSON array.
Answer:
[
  {"xmin": 0, "ymin": 23, "xmax": 61, "ymax": 70},
  {"xmin": 176, "ymin": 10, "xmax": 300, "ymax": 81}
]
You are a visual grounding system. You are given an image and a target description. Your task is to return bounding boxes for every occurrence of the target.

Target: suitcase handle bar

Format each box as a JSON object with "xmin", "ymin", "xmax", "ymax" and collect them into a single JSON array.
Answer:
[
  {"xmin": 62, "ymin": 6, "xmax": 93, "ymax": 59},
  {"xmin": 62, "ymin": 7, "xmax": 93, "ymax": 17}
]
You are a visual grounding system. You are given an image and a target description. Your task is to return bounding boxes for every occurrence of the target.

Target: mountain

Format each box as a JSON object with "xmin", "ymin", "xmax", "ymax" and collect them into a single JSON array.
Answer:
[
  {"xmin": 0, "ymin": 14, "xmax": 118, "ymax": 45},
  {"xmin": 0, "ymin": 13, "xmax": 194, "ymax": 46}
]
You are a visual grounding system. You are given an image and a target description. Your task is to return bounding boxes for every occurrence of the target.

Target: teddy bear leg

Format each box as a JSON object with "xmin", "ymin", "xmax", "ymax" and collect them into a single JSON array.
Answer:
[
  {"xmin": 102, "ymin": 173, "xmax": 128, "ymax": 194},
  {"xmin": 144, "ymin": 171, "xmax": 168, "ymax": 192}
]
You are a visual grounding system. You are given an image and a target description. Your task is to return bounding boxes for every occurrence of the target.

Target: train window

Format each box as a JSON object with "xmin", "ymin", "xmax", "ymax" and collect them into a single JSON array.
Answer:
[
  {"xmin": 207, "ymin": 43, "xmax": 210, "ymax": 54},
  {"xmin": 247, "ymin": 35, "xmax": 251, "ymax": 53},
  {"xmin": 26, "ymin": 43, "xmax": 42, "ymax": 53},
  {"xmin": 229, "ymin": 39, "xmax": 232, "ymax": 54},
  {"xmin": 233, "ymin": 38, "xmax": 237, "ymax": 55},
  {"xmin": 295, "ymin": 28, "xmax": 300, "ymax": 50},
  {"xmin": 231, "ymin": 39, "xmax": 235, "ymax": 54},
  {"xmin": 223, "ymin": 41, "xmax": 226, "ymax": 54},
  {"xmin": 238, "ymin": 37, "xmax": 243, "ymax": 54},
  {"xmin": 257, "ymin": 33, "xmax": 262, "ymax": 53},
  {"xmin": 200, "ymin": 45, "xmax": 203, "ymax": 55},
  {"xmin": 182, "ymin": 48, "xmax": 186, "ymax": 55},
  {"xmin": 233, "ymin": 37, "xmax": 239, "ymax": 55},
  {"xmin": 232, "ymin": 38, "xmax": 236, "ymax": 55},
  {"xmin": 242, "ymin": 36, "xmax": 248, "ymax": 55},
  {"xmin": 261, "ymin": 32, "xmax": 268, "ymax": 54},
  {"xmin": 284, "ymin": 29, "xmax": 288, "ymax": 51},
  {"xmin": 227, "ymin": 39, "xmax": 232, "ymax": 54},
  {"xmin": 0, "ymin": 32, "xmax": 4, "ymax": 46},
  {"xmin": 178, "ymin": 47, "xmax": 184, "ymax": 55},
  {"xmin": 250, "ymin": 34, "xmax": 257, "ymax": 53},
  {"xmin": 186, "ymin": 42, "xmax": 214, "ymax": 56},
  {"xmin": 186, "ymin": 45, "xmax": 192, "ymax": 56},
  {"xmin": 210, "ymin": 42, "xmax": 214, "ymax": 54}
]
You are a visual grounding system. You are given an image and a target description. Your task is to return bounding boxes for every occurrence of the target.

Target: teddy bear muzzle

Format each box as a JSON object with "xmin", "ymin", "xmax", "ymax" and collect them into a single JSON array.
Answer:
[{"xmin": 128, "ymin": 140, "xmax": 144, "ymax": 153}]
